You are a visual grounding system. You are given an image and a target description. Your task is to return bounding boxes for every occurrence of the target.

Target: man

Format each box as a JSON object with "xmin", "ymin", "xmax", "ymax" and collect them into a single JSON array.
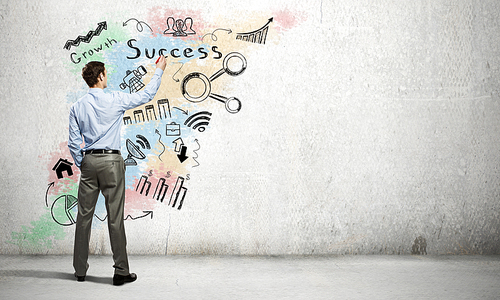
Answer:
[{"xmin": 68, "ymin": 57, "xmax": 167, "ymax": 285}]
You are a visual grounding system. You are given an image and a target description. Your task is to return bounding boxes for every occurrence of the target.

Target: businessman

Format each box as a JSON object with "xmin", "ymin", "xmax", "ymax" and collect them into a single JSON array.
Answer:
[{"xmin": 68, "ymin": 57, "xmax": 167, "ymax": 285}]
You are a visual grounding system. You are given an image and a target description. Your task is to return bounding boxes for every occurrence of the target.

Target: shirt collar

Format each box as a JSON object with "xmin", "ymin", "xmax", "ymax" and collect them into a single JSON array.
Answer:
[{"xmin": 88, "ymin": 88, "xmax": 104, "ymax": 95}]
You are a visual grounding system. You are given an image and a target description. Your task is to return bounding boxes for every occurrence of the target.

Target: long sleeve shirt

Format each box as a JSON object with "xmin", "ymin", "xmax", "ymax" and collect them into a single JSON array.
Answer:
[{"xmin": 68, "ymin": 68, "xmax": 164, "ymax": 168}]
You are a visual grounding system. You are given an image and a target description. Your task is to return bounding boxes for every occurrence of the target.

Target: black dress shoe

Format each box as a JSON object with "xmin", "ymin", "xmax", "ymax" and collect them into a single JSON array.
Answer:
[
  {"xmin": 74, "ymin": 273, "xmax": 85, "ymax": 282},
  {"xmin": 113, "ymin": 273, "xmax": 137, "ymax": 286}
]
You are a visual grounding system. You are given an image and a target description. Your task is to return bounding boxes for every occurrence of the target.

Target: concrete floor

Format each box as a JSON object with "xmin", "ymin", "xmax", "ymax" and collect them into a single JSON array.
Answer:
[{"xmin": 0, "ymin": 255, "xmax": 499, "ymax": 299}]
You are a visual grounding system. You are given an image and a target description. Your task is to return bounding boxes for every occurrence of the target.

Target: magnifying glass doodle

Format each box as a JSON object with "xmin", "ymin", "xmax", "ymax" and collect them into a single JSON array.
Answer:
[{"xmin": 181, "ymin": 52, "xmax": 247, "ymax": 114}]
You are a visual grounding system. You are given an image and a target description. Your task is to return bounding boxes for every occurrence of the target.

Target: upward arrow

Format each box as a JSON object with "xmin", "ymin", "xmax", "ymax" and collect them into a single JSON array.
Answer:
[
  {"xmin": 95, "ymin": 21, "xmax": 107, "ymax": 35},
  {"xmin": 63, "ymin": 21, "xmax": 108, "ymax": 50},
  {"xmin": 172, "ymin": 138, "xmax": 184, "ymax": 153}
]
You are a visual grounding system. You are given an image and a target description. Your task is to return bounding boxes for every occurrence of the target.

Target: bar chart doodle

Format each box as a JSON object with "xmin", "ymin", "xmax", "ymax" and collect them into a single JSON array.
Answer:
[
  {"xmin": 136, "ymin": 175, "xmax": 152, "ymax": 196},
  {"xmin": 169, "ymin": 176, "xmax": 187, "ymax": 210},
  {"xmin": 157, "ymin": 99, "xmax": 172, "ymax": 119},
  {"xmin": 236, "ymin": 17, "xmax": 273, "ymax": 45}
]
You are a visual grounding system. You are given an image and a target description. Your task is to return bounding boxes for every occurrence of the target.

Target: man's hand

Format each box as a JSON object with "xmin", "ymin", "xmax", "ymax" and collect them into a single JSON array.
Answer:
[{"xmin": 156, "ymin": 55, "xmax": 167, "ymax": 71}]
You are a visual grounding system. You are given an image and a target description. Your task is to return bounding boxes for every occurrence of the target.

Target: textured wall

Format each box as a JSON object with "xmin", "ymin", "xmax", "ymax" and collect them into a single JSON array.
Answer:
[{"xmin": 0, "ymin": 0, "xmax": 499, "ymax": 255}]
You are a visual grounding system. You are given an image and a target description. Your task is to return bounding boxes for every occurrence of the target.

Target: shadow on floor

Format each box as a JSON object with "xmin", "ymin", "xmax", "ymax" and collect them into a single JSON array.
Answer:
[{"xmin": 0, "ymin": 270, "xmax": 110, "ymax": 284}]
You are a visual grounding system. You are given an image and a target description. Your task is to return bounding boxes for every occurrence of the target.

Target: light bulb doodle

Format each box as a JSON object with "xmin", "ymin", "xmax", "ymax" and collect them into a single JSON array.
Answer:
[{"xmin": 181, "ymin": 52, "xmax": 246, "ymax": 113}]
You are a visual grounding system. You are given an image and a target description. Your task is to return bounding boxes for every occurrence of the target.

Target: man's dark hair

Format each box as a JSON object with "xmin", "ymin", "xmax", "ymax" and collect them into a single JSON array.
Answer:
[{"xmin": 82, "ymin": 61, "xmax": 105, "ymax": 87}]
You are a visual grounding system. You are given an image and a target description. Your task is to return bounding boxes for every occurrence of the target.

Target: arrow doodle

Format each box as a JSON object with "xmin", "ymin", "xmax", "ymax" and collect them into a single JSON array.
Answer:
[
  {"xmin": 173, "ymin": 107, "xmax": 189, "ymax": 115},
  {"xmin": 155, "ymin": 129, "xmax": 166, "ymax": 162},
  {"xmin": 201, "ymin": 28, "xmax": 232, "ymax": 42},
  {"xmin": 172, "ymin": 62, "xmax": 185, "ymax": 82},
  {"xmin": 177, "ymin": 146, "xmax": 189, "ymax": 163},
  {"xmin": 63, "ymin": 21, "xmax": 108, "ymax": 50},
  {"xmin": 192, "ymin": 139, "xmax": 201, "ymax": 167},
  {"xmin": 95, "ymin": 211, "xmax": 153, "ymax": 221},
  {"xmin": 172, "ymin": 137, "xmax": 184, "ymax": 153},
  {"xmin": 237, "ymin": 18, "xmax": 273, "ymax": 35},
  {"xmin": 125, "ymin": 211, "xmax": 154, "ymax": 220},
  {"xmin": 123, "ymin": 18, "xmax": 153, "ymax": 32},
  {"xmin": 45, "ymin": 182, "xmax": 55, "ymax": 207}
]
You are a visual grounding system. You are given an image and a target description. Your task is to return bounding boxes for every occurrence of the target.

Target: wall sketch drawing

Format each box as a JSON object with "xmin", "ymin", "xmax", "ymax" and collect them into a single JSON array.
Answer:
[
  {"xmin": 166, "ymin": 122, "xmax": 181, "ymax": 136},
  {"xmin": 169, "ymin": 176, "xmax": 187, "ymax": 210},
  {"xmin": 209, "ymin": 52, "xmax": 247, "ymax": 81},
  {"xmin": 31, "ymin": 8, "xmax": 280, "ymax": 249},
  {"xmin": 192, "ymin": 139, "xmax": 201, "ymax": 167},
  {"xmin": 181, "ymin": 52, "xmax": 246, "ymax": 113},
  {"xmin": 155, "ymin": 128, "xmax": 166, "ymax": 161},
  {"xmin": 124, "ymin": 139, "xmax": 146, "ymax": 166},
  {"xmin": 52, "ymin": 158, "xmax": 73, "ymax": 179},
  {"xmin": 172, "ymin": 62, "xmax": 185, "ymax": 82},
  {"xmin": 51, "ymin": 194, "xmax": 78, "ymax": 226},
  {"xmin": 134, "ymin": 110, "xmax": 145, "ymax": 123},
  {"xmin": 136, "ymin": 175, "xmax": 152, "ymax": 196},
  {"xmin": 123, "ymin": 18, "xmax": 153, "ymax": 32},
  {"xmin": 63, "ymin": 21, "xmax": 107, "ymax": 50},
  {"xmin": 172, "ymin": 137, "xmax": 184, "ymax": 153},
  {"xmin": 120, "ymin": 66, "xmax": 147, "ymax": 93},
  {"xmin": 163, "ymin": 17, "xmax": 196, "ymax": 36},
  {"xmin": 153, "ymin": 178, "xmax": 169, "ymax": 202},
  {"xmin": 209, "ymin": 94, "xmax": 242, "ymax": 114},
  {"xmin": 201, "ymin": 28, "xmax": 232, "ymax": 42},
  {"xmin": 124, "ymin": 211, "xmax": 153, "ymax": 220},
  {"xmin": 145, "ymin": 104, "xmax": 157, "ymax": 121},
  {"xmin": 177, "ymin": 146, "xmax": 188, "ymax": 163},
  {"xmin": 123, "ymin": 116, "xmax": 132, "ymax": 125},
  {"xmin": 236, "ymin": 17, "xmax": 273, "ymax": 44},
  {"xmin": 136, "ymin": 135, "xmax": 151, "ymax": 150},
  {"xmin": 184, "ymin": 111, "xmax": 212, "ymax": 132},
  {"xmin": 157, "ymin": 99, "xmax": 172, "ymax": 119},
  {"xmin": 95, "ymin": 211, "xmax": 153, "ymax": 222}
]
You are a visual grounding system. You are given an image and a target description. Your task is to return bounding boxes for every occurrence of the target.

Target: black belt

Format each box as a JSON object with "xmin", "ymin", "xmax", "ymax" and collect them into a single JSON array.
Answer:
[{"xmin": 85, "ymin": 149, "xmax": 121, "ymax": 155}]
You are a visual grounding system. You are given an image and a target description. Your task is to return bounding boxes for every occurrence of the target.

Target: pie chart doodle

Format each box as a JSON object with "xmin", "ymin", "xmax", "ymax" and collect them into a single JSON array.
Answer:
[{"xmin": 51, "ymin": 195, "xmax": 78, "ymax": 226}]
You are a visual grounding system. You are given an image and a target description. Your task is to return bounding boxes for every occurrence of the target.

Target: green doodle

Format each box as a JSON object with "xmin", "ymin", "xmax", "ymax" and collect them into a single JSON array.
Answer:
[
  {"xmin": 63, "ymin": 19, "xmax": 132, "ymax": 75},
  {"xmin": 8, "ymin": 206, "xmax": 67, "ymax": 253}
]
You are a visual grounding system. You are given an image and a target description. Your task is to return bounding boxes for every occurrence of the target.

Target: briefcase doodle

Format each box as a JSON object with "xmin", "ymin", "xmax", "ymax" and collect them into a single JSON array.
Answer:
[{"xmin": 166, "ymin": 122, "xmax": 181, "ymax": 136}]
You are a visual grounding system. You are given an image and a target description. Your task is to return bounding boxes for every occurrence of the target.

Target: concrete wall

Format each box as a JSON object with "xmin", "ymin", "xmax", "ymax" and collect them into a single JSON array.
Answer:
[{"xmin": 0, "ymin": 0, "xmax": 499, "ymax": 255}]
